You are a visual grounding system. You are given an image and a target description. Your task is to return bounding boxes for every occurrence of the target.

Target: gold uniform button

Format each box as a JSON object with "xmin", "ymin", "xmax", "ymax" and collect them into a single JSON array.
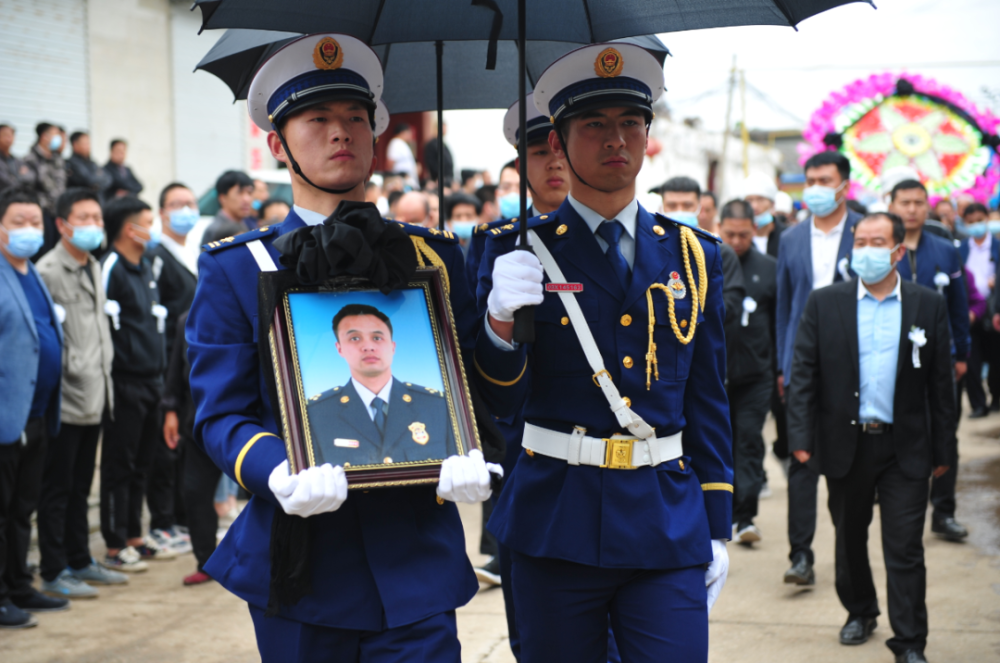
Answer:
[
  {"xmin": 383, "ymin": 457, "xmax": 393, "ymax": 464},
  {"xmin": 679, "ymin": 459, "xmax": 685, "ymax": 470},
  {"xmin": 561, "ymin": 316, "xmax": 569, "ymax": 326},
  {"xmin": 653, "ymin": 225, "xmax": 665, "ymax": 236},
  {"xmin": 556, "ymin": 224, "xmax": 568, "ymax": 235},
  {"xmin": 620, "ymin": 314, "xmax": 632, "ymax": 327},
  {"xmin": 436, "ymin": 496, "xmax": 445, "ymax": 505},
  {"xmin": 540, "ymin": 215, "xmax": 549, "ymax": 220},
  {"xmin": 340, "ymin": 395, "xmax": 350, "ymax": 403},
  {"xmin": 402, "ymin": 394, "xmax": 412, "ymax": 403},
  {"xmin": 623, "ymin": 356, "xmax": 633, "ymax": 369},
  {"xmin": 623, "ymin": 396, "xmax": 631, "ymax": 407},
  {"xmin": 525, "ymin": 448, "xmax": 535, "ymax": 457},
  {"xmin": 680, "ymin": 320, "xmax": 688, "ymax": 328}
]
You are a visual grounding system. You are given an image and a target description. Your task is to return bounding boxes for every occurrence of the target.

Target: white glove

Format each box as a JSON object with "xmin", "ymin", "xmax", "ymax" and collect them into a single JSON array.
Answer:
[
  {"xmin": 705, "ymin": 539, "xmax": 729, "ymax": 614},
  {"xmin": 268, "ymin": 460, "xmax": 348, "ymax": 517},
  {"xmin": 436, "ymin": 448, "xmax": 502, "ymax": 503},
  {"xmin": 488, "ymin": 250, "xmax": 545, "ymax": 322}
]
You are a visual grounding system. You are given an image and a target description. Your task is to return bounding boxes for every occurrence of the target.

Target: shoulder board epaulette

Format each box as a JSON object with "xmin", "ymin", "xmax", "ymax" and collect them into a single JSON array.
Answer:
[
  {"xmin": 403, "ymin": 382, "xmax": 444, "ymax": 397},
  {"xmin": 308, "ymin": 386, "xmax": 343, "ymax": 403},
  {"xmin": 202, "ymin": 225, "xmax": 279, "ymax": 253},
  {"xmin": 394, "ymin": 221, "xmax": 459, "ymax": 244},
  {"xmin": 654, "ymin": 213, "xmax": 722, "ymax": 244},
  {"xmin": 491, "ymin": 213, "xmax": 558, "ymax": 238},
  {"xmin": 473, "ymin": 217, "xmax": 515, "ymax": 236}
]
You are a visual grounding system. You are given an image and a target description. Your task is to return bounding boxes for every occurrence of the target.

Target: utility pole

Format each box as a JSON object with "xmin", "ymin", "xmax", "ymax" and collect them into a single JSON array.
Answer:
[
  {"xmin": 718, "ymin": 55, "xmax": 737, "ymax": 200},
  {"xmin": 740, "ymin": 68, "xmax": 750, "ymax": 177}
]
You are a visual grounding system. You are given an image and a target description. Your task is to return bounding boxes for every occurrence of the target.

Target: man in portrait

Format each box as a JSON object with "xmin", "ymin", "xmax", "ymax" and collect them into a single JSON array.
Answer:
[{"xmin": 306, "ymin": 303, "xmax": 456, "ymax": 466}]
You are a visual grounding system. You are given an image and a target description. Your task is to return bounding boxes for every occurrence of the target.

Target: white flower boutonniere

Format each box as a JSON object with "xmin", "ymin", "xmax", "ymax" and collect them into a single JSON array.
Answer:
[
  {"xmin": 741, "ymin": 297, "xmax": 757, "ymax": 327},
  {"xmin": 908, "ymin": 326, "xmax": 927, "ymax": 368},
  {"xmin": 933, "ymin": 272, "xmax": 949, "ymax": 294}
]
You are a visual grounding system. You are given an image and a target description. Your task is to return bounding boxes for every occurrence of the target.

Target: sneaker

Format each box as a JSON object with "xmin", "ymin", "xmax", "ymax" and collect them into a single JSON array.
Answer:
[
  {"xmin": 0, "ymin": 599, "xmax": 37, "ymax": 629},
  {"xmin": 474, "ymin": 556, "xmax": 502, "ymax": 586},
  {"xmin": 41, "ymin": 571, "xmax": 98, "ymax": 599},
  {"xmin": 135, "ymin": 537, "xmax": 179, "ymax": 561},
  {"xmin": 150, "ymin": 527, "xmax": 193, "ymax": 555},
  {"xmin": 12, "ymin": 588, "xmax": 70, "ymax": 613},
  {"xmin": 735, "ymin": 523, "xmax": 762, "ymax": 545},
  {"xmin": 183, "ymin": 570, "xmax": 213, "ymax": 586},
  {"xmin": 102, "ymin": 546, "xmax": 149, "ymax": 573},
  {"xmin": 69, "ymin": 561, "xmax": 128, "ymax": 585}
]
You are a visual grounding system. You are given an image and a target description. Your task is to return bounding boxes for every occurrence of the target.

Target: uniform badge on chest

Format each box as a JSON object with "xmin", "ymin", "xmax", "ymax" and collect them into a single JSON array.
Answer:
[
  {"xmin": 667, "ymin": 272, "xmax": 687, "ymax": 300},
  {"xmin": 409, "ymin": 422, "xmax": 429, "ymax": 445}
]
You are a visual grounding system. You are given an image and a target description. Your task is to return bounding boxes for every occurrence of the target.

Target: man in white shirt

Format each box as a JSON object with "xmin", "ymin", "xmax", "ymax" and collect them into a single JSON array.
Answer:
[{"xmin": 384, "ymin": 123, "xmax": 418, "ymax": 188}]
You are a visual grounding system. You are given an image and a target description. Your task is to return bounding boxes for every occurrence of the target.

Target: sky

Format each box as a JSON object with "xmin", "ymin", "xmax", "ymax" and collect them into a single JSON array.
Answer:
[
  {"xmin": 446, "ymin": 0, "xmax": 1000, "ymax": 179},
  {"xmin": 288, "ymin": 289, "xmax": 445, "ymax": 398}
]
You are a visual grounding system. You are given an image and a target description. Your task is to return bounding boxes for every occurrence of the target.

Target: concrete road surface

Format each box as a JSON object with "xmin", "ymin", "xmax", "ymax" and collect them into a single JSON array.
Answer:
[{"xmin": 3, "ymin": 415, "xmax": 998, "ymax": 662}]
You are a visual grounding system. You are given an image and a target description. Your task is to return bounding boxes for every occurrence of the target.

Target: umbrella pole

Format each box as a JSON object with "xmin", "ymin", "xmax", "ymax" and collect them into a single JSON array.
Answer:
[
  {"xmin": 512, "ymin": 0, "xmax": 535, "ymax": 343},
  {"xmin": 436, "ymin": 40, "xmax": 446, "ymax": 231}
]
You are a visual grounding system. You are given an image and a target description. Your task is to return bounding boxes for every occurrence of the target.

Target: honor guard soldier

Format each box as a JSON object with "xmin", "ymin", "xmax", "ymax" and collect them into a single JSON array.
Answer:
[
  {"xmin": 185, "ymin": 34, "xmax": 497, "ymax": 662},
  {"xmin": 473, "ymin": 43, "xmax": 733, "ymax": 661}
]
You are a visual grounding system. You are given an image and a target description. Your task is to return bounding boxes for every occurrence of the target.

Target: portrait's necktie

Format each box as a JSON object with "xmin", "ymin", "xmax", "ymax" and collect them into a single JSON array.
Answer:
[
  {"xmin": 596, "ymin": 219, "xmax": 631, "ymax": 291},
  {"xmin": 371, "ymin": 397, "xmax": 388, "ymax": 437}
]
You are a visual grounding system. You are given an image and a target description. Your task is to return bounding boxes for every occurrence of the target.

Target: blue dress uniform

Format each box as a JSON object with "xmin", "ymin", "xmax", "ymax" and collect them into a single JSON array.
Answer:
[
  {"xmin": 186, "ymin": 33, "xmax": 481, "ymax": 662},
  {"xmin": 473, "ymin": 43, "xmax": 733, "ymax": 662},
  {"xmin": 307, "ymin": 377, "xmax": 456, "ymax": 467}
]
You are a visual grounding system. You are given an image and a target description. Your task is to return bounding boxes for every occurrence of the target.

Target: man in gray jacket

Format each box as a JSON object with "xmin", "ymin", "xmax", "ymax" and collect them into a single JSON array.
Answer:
[{"xmin": 36, "ymin": 189, "xmax": 126, "ymax": 598}]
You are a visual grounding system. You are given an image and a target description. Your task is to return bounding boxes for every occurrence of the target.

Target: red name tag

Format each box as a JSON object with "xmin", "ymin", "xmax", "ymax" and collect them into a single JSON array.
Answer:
[{"xmin": 545, "ymin": 283, "xmax": 584, "ymax": 292}]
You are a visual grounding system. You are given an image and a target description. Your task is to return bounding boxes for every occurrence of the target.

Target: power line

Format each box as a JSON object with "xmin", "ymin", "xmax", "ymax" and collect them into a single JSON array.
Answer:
[{"xmin": 748, "ymin": 60, "xmax": 1000, "ymax": 72}]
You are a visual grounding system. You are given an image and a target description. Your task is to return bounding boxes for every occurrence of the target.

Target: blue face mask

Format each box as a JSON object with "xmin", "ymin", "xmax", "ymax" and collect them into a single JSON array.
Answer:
[
  {"xmin": 803, "ymin": 182, "xmax": 846, "ymax": 217},
  {"xmin": 988, "ymin": 220, "xmax": 1000, "ymax": 235},
  {"xmin": 68, "ymin": 224, "xmax": 105, "ymax": 252},
  {"xmin": 754, "ymin": 212, "xmax": 774, "ymax": 228},
  {"xmin": 670, "ymin": 211, "xmax": 699, "ymax": 228},
  {"xmin": 49, "ymin": 135, "xmax": 62, "ymax": 152},
  {"xmin": 251, "ymin": 199, "xmax": 262, "ymax": 211},
  {"xmin": 966, "ymin": 222, "xmax": 988, "ymax": 238},
  {"xmin": 3, "ymin": 226, "xmax": 44, "ymax": 259},
  {"xmin": 131, "ymin": 223, "xmax": 161, "ymax": 250},
  {"xmin": 168, "ymin": 207, "xmax": 200, "ymax": 235},
  {"xmin": 851, "ymin": 245, "xmax": 899, "ymax": 284},
  {"xmin": 499, "ymin": 193, "xmax": 530, "ymax": 220},
  {"xmin": 450, "ymin": 221, "xmax": 476, "ymax": 240}
]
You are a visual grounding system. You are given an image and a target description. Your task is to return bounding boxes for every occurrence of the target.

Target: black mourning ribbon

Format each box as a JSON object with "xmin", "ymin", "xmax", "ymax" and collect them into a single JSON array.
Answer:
[
  {"xmin": 264, "ymin": 201, "xmax": 417, "ymax": 618},
  {"xmin": 273, "ymin": 200, "xmax": 417, "ymax": 293}
]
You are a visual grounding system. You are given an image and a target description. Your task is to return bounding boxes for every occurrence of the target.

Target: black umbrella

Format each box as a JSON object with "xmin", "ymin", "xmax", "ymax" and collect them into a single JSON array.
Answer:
[{"xmin": 193, "ymin": 0, "xmax": 873, "ymax": 341}]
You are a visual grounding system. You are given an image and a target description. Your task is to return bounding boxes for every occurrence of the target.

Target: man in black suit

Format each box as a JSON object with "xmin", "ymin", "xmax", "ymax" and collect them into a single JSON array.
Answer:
[
  {"xmin": 719, "ymin": 199, "xmax": 777, "ymax": 546},
  {"xmin": 788, "ymin": 212, "xmax": 954, "ymax": 663},
  {"xmin": 306, "ymin": 304, "xmax": 456, "ymax": 467}
]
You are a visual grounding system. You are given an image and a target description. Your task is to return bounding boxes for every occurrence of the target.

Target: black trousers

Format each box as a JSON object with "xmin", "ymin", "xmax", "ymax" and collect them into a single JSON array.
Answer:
[
  {"xmin": 100, "ymin": 377, "xmax": 161, "ymax": 550},
  {"xmin": 729, "ymin": 375, "xmax": 772, "ymax": 526},
  {"xmin": 480, "ymin": 499, "xmax": 498, "ymax": 557},
  {"xmin": 930, "ymin": 367, "xmax": 959, "ymax": 520},
  {"xmin": 0, "ymin": 419, "xmax": 48, "ymax": 602},
  {"xmin": 962, "ymin": 324, "xmax": 992, "ymax": 411},
  {"xmin": 827, "ymin": 433, "xmax": 929, "ymax": 655},
  {"xmin": 771, "ymin": 381, "xmax": 789, "ymax": 460},
  {"xmin": 37, "ymin": 422, "xmax": 101, "ymax": 581},
  {"xmin": 182, "ymin": 440, "xmax": 220, "ymax": 571},
  {"xmin": 147, "ymin": 432, "xmax": 185, "ymax": 532},
  {"xmin": 787, "ymin": 455, "xmax": 819, "ymax": 564}
]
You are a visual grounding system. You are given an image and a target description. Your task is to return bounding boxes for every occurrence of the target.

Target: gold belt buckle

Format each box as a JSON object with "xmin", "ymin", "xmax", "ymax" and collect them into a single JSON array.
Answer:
[{"xmin": 602, "ymin": 438, "xmax": 636, "ymax": 470}]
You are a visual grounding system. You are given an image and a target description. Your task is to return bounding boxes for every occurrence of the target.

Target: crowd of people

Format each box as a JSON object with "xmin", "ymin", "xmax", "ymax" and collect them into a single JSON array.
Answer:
[{"xmin": 1, "ymin": 37, "xmax": 999, "ymax": 663}]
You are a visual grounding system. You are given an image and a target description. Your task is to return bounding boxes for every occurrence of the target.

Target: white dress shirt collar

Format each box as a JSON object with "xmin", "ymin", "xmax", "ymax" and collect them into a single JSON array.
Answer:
[
  {"xmin": 566, "ymin": 193, "xmax": 638, "ymax": 239},
  {"xmin": 810, "ymin": 209, "xmax": 848, "ymax": 238},
  {"xmin": 293, "ymin": 205, "xmax": 328, "ymax": 226},
  {"xmin": 857, "ymin": 272, "xmax": 902, "ymax": 301},
  {"xmin": 351, "ymin": 378, "xmax": 393, "ymax": 421}
]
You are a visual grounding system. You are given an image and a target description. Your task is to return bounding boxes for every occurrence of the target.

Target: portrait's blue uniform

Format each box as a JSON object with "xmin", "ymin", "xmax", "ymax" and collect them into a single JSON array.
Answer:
[
  {"xmin": 896, "ymin": 231, "xmax": 970, "ymax": 360},
  {"xmin": 473, "ymin": 198, "xmax": 733, "ymax": 659},
  {"xmin": 307, "ymin": 377, "xmax": 457, "ymax": 466},
  {"xmin": 186, "ymin": 209, "xmax": 479, "ymax": 634}
]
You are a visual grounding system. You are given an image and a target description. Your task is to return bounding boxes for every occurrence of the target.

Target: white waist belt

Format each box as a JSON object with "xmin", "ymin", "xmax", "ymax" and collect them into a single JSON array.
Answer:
[{"xmin": 522, "ymin": 423, "xmax": 683, "ymax": 470}]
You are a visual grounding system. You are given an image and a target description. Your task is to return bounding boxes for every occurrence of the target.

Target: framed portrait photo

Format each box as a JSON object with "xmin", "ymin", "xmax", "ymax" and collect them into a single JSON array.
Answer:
[{"xmin": 266, "ymin": 268, "xmax": 480, "ymax": 489}]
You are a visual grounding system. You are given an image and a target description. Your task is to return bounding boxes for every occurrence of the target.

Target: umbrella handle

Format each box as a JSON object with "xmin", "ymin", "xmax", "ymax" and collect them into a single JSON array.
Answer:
[{"xmin": 512, "ymin": 246, "xmax": 536, "ymax": 344}]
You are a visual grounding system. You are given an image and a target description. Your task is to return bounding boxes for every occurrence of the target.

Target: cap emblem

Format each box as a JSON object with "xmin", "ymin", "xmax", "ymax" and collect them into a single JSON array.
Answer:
[
  {"xmin": 595, "ymin": 47, "xmax": 624, "ymax": 78},
  {"xmin": 313, "ymin": 37, "xmax": 344, "ymax": 71}
]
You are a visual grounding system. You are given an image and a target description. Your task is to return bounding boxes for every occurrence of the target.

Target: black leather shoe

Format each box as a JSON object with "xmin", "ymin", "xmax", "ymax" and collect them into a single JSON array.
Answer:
[
  {"xmin": 895, "ymin": 649, "xmax": 928, "ymax": 663},
  {"xmin": 968, "ymin": 407, "xmax": 989, "ymax": 419},
  {"xmin": 12, "ymin": 588, "xmax": 69, "ymax": 613},
  {"xmin": 932, "ymin": 516, "xmax": 969, "ymax": 541},
  {"xmin": 839, "ymin": 616, "xmax": 877, "ymax": 645},
  {"xmin": 0, "ymin": 599, "xmax": 37, "ymax": 629},
  {"xmin": 783, "ymin": 553, "xmax": 815, "ymax": 585}
]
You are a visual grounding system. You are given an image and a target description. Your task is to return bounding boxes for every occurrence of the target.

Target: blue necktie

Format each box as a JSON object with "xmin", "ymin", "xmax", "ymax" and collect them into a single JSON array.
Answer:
[
  {"xmin": 371, "ymin": 397, "xmax": 387, "ymax": 437},
  {"xmin": 597, "ymin": 220, "xmax": 631, "ymax": 291}
]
